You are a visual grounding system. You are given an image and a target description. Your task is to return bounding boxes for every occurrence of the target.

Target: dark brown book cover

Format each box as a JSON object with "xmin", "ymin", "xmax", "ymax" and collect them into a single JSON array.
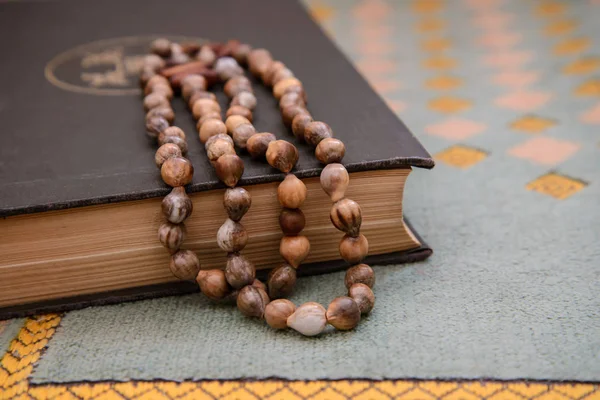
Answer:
[{"xmin": 0, "ymin": 0, "xmax": 433, "ymax": 318}]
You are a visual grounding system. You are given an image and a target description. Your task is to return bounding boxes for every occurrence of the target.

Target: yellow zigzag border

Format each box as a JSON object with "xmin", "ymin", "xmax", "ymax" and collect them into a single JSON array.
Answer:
[{"xmin": 1, "ymin": 316, "xmax": 599, "ymax": 399}]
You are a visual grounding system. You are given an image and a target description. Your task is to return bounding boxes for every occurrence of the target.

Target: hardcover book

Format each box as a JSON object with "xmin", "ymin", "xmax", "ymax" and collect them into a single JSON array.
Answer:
[{"xmin": 0, "ymin": 0, "xmax": 434, "ymax": 318}]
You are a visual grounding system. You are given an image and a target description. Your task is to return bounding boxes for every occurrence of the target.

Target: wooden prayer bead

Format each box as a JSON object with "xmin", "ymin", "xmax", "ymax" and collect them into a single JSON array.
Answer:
[
  {"xmin": 231, "ymin": 92, "xmax": 257, "ymax": 110},
  {"xmin": 265, "ymin": 299, "xmax": 296, "ymax": 329},
  {"xmin": 247, "ymin": 48, "xmax": 272, "ymax": 78},
  {"xmin": 217, "ymin": 218, "xmax": 248, "ymax": 252},
  {"xmin": 169, "ymin": 249, "xmax": 200, "ymax": 281},
  {"xmin": 277, "ymin": 174, "xmax": 307, "ymax": 208},
  {"xmin": 206, "ymin": 137, "xmax": 235, "ymax": 163},
  {"xmin": 158, "ymin": 221, "xmax": 186, "ymax": 252},
  {"xmin": 155, "ymin": 143, "xmax": 182, "ymax": 168},
  {"xmin": 225, "ymin": 254, "xmax": 256, "ymax": 289},
  {"xmin": 160, "ymin": 156, "xmax": 193, "ymax": 187},
  {"xmin": 279, "ymin": 208, "xmax": 306, "ymax": 235},
  {"xmin": 339, "ymin": 234, "xmax": 369, "ymax": 264},
  {"xmin": 348, "ymin": 283, "xmax": 375, "ymax": 315},
  {"xmin": 246, "ymin": 132, "xmax": 276, "ymax": 159},
  {"xmin": 280, "ymin": 92, "xmax": 305, "ymax": 111},
  {"xmin": 181, "ymin": 74, "xmax": 207, "ymax": 100},
  {"xmin": 144, "ymin": 54, "xmax": 166, "ymax": 71},
  {"xmin": 291, "ymin": 113, "xmax": 313, "ymax": 141},
  {"xmin": 223, "ymin": 187, "xmax": 252, "ymax": 221},
  {"xmin": 199, "ymin": 119, "xmax": 227, "ymax": 143},
  {"xmin": 148, "ymin": 83, "xmax": 174, "ymax": 100},
  {"xmin": 162, "ymin": 187, "xmax": 193, "ymax": 223},
  {"xmin": 196, "ymin": 45, "xmax": 217, "ymax": 66},
  {"xmin": 279, "ymin": 235, "xmax": 310, "ymax": 268},
  {"xmin": 320, "ymin": 163, "xmax": 349, "ymax": 202},
  {"xmin": 225, "ymin": 115, "xmax": 251, "ymax": 135},
  {"xmin": 316, "ymin": 138, "xmax": 345, "ymax": 164},
  {"xmin": 151, "ymin": 38, "xmax": 172, "ymax": 57},
  {"xmin": 145, "ymin": 74, "xmax": 170, "ymax": 92},
  {"xmin": 158, "ymin": 126, "xmax": 186, "ymax": 144},
  {"xmin": 263, "ymin": 61, "xmax": 286, "ymax": 86},
  {"xmin": 224, "ymin": 76, "xmax": 252, "ymax": 98},
  {"xmin": 197, "ymin": 269, "xmax": 231, "ymax": 300},
  {"xmin": 196, "ymin": 112, "xmax": 222, "ymax": 131},
  {"xmin": 344, "ymin": 264, "xmax": 375, "ymax": 289},
  {"xmin": 281, "ymin": 104, "xmax": 308, "ymax": 127},
  {"xmin": 252, "ymin": 279, "xmax": 267, "ymax": 292},
  {"xmin": 147, "ymin": 107, "xmax": 175, "ymax": 124},
  {"xmin": 205, "ymin": 133, "xmax": 233, "ymax": 149},
  {"xmin": 304, "ymin": 121, "xmax": 333, "ymax": 147},
  {"xmin": 326, "ymin": 296, "xmax": 360, "ymax": 330},
  {"xmin": 215, "ymin": 57, "xmax": 243, "ymax": 80},
  {"xmin": 192, "ymin": 98, "xmax": 221, "ymax": 120},
  {"xmin": 139, "ymin": 67, "xmax": 156, "ymax": 88},
  {"xmin": 226, "ymin": 105, "xmax": 253, "ymax": 122},
  {"xmin": 237, "ymin": 285, "xmax": 269, "ymax": 318},
  {"xmin": 286, "ymin": 302, "xmax": 327, "ymax": 336},
  {"xmin": 145, "ymin": 116, "xmax": 169, "ymax": 138},
  {"xmin": 214, "ymin": 154, "xmax": 244, "ymax": 187},
  {"xmin": 232, "ymin": 123, "xmax": 256, "ymax": 149},
  {"xmin": 160, "ymin": 135, "xmax": 188, "ymax": 154},
  {"xmin": 266, "ymin": 140, "xmax": 299, "ymax": 173},
  {"xmin": 330, "ymin": 198, "xmax": 362, "ymax": 237},
  {"xmin": 188, "ymin": 91, "xmax": 216, "ymax": 109},
  {"xmin": 271, "ymin": 67, "xmax": 295, "ymax": 87},
  {"xmin": 267, "ymin": 263, "xmax": 297, "ymax": 299},
  {"xmin": 232, "ymin": 43, "xmax": 252, "ymax": 65},
  {"xmin": 168, "ymin": 44, "xmax": 190, "ymax": 65},
  {"xmin": 273, "ymin": 77, "xmax": 302, "ymax": 100}
]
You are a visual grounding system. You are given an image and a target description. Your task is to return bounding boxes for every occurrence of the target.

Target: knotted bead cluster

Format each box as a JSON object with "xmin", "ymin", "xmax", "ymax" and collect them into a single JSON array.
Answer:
[{"xmin": 140, "ymin": 38, "xmax": 375, "ymax": 336}]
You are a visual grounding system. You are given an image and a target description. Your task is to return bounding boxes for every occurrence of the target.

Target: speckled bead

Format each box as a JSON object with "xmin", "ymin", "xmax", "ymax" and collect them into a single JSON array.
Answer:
[
  {"xmin": 237, "ymin": 285, "xmax": 269, "ymax": 318},
  {"xmin": 344, "ymin": 264, "xmax": 375, "ymax": 289},
  {"xmin": 225, "ymin": 254, "xmax": 256, "ymax": 289},
  {"xmin": 286, "ymin": 302, "xmax": 327, "ymax": 336},
  {"xmin": 205, "ymin": 133, "xmax": 234, "ymax": 150},
  {"xmin": 217, "ymin": 218, "xmax": 248, "ymax": 252},
  {"xmin": 339, "ymin": 234, "xmax": 369, "ymax": 264},
  {"xmin": 181, "ymin": 74, "xmax": 207, "ymax": 100},
  {"xmin": 188, "ymin": 91, "xmax": 217, "ymax": 109},
  {"xmin": 224, "ymin": 76, "xmax": 253, "ymax": 98},
  {"xmin": 266, "ymin": 140, "xmax": 299, "ymax": 173},
  {"xmin": 225, "ymin": 115, "xmax": 251, "ymax": 135},
  {"xmin": 159, "ymin": 135, "xmax": 188, "ymax": 154},
  {"xmin": 330, "ymin": 198, "xmax": 362, "ymax": 237},
  {"xmin": 226, "ymin": 105, "xmax": 253, "ymax": 122},
  {"xmin": 206, "ymin": 137, "xmax": 236, "ymax": 163},
  {"xmin": 231, "ymin": 91, "xmax": 257, "ymax": 110},
  {"xmin": 192, "ymin": 98, "xmax": 221, "ymax": 120},
  {"xmin": 145, "ymin": 75, "xmax": 170, "ymax": 93},
  {"xmin": 265, "ymin": 299, "xmax": 296, "ymax": 329},
  {"xmin": 277, "ymin": 174, "xmax": 307, "ymax": 208},
  {"xmin": 162, "ymin": 187, "xmax": 193, "ymax": 223},
  {"xmin": 326, "ymin": 296, "xmax": 361, "ymax": 330},
  {"xmin": 291, "ymin": 113, "xmax": 313, "ymax": 141},
  {"xmin": 148, "ymin": 83, "xmax": 174, "ymax": 100},
  {"xmin": 147, "ymin": 106, "xmax": 175, "ymax": 125},
  {"xmin": 273, "ymin": 77, "xmax": 302, "ymax": 100},
  {"xmin": 280, "ymin": 92, "xmax": 306, "ymax": 111},
  {"xmin": 145, "ymin": 116, "xmax": 169, "ymax": 138},
  {"xmin": 151, "ymin": 38, "xmax": 172, "ymax": 57},
  {"xmin": 196, "ymin": 269, "xmax": 231, "ymax": 300},
  {"xmin": 281, "ymin": 104, "xmax": 308, "ymax": 127},
  {"xmin": 214, "ymin": 154, "xmax": 244, "ymax": 187},
  {"xmin": 169, "ymin": 249, "xmax": 200, "ymax": 281},
  {"xmin": 215, "ymin": 57, "xmax": 244, "ymax": 81},
  {"xmin": 267, "ymin": 263, "xmax": 297, "ymax": 299},
  {"xmin": 231, "ymin": 123, "xmax": 256, "ymax": 149},
  {"xmin": 279, "ymin": 235, "xmax": 310, "ymax": 268},
  {"xmin": 246, "ymin": 132, "xmax": 276, "ymax": 159},
  {"xmin": 316, "ymin": 138, "xmax": 345, "ymax": 164},
  {"xmin": 160, "ymin": 156, "xmax": 193, "ymax": 187},
  {"xmin": 143, "ymin": 54, "xmax": 166, "ymax": 71},
  {"xmin": 247, "ymin": 48, "xmax": 273, "ymax": 78},
  {"xmin": 223, "ymin": 187, "xmax": 252, "ymax": 221},
  {"xmin": 155, "ymin": 143, "xmax": 182, "ymax": 168},
  {"xmin": 196, "ymin": 45, "xmax": 217, "ymax": 66},
  {"xmin": 139, "ymin": 67, "xmax": 156, "ymax": 88},
  {"xmin": 320, "ymin": 163, "xmax": 349, "ymax": 202},
  {"xmin": 348, "ymin": 283, "xmax": 375, "ymax": 315},
  {"xmin": 232, "ymin": 43, "xmax": 252, "ymax": 65},
  {"xmin": 279, "ymin": 208, "xmax": 306, "ymax": 235},
  {"xmin": 157, "ymin": 126, "xmax": 185, "ymax": 143},
  {"xmin": 158, "ymin": 221, "xmax": 186, "ymax": 252},
  {"xmin": 263, "ymin": 61, "xmax": 286, "ymax": 86},
  {"xmin": 304, "ymin": 121, "xmax": 333, "ymax": 147},
  {"xmin": 196, "ymin": 112, "xmax": 222, "ymax": 131},
  {"xmin": 199, "ymin": 119, "xmax": 227, "ymax": 143}
]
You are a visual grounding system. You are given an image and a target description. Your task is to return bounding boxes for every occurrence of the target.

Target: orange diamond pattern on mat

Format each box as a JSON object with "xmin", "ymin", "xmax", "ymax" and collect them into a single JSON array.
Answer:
[
  {"xmin": 426, "ymin": 75, "xmax": 463, "ymax": 90},
  {"xmin": 563, "ymin": 58, "xmax": 600, "ymax": 75},
  {"xmin": 495, "ymin": 90, "xmax": 552, "ymax": 111},
  {"xmin": 575, "ymin": 79, "xmax": 600, "ymax": 96},
  {"xmin": 423, "ymin": 56, "xmax": 457, "ymax": 70},
  {"xmin": 553, "ymin": 37, "xmax": 591, "ymax": 56},
  {"xmin": 421, "ymin": 37, "xmax": 452, "ymax": 52},
  {"xmin": 435, "ymin": 145, "xmax": 488, "ymax": 168},
  {"xmin": 444, "ymin": 388, "xmax": 481, "ymax": 400},
  {"xmin": 416, "ymin": 18, "xmax": 445, "ymax": 33},
  {"xmin": 526, "ymin": 173, "xmax": 587, "ymax": 200},
  {"xmin": 429, "ymin": 96, "xmax": 472, "ymax": 113},
  {"xmin": 510, "ymin": 115, "xmax": 556, "ymax": 133},
  {"xmin": 412, "ymin": 0, "xmax": 443, "ymax": 14},
  {"xmin": 536, "ymin": 1, "xmax": 566, "ymax": 16},
  {"xmin": 425, "ymin": 118, "xmax": 487, "ymax": 140},
  {"xmin": 544, "ymin": 19, "xmax": 577, "ymax": 36},
  {"xmin": 308, "ymin": 4, "xmax": 335, "ymax": 23},
  {"xmin": 509, "ymin": 136, "xmax": 579, "ymax": 165}
]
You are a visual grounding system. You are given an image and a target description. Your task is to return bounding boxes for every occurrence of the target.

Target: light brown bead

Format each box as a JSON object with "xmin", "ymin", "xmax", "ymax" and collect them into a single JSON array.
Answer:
[
  {"xmin": 263, "ymin": 61, "xmax": 286, "ymax": 87},
  {"xmin": 320, "ymin": 163, "xmax": 349, "ymax": 202},
  {"xmin": 225, "ymin": 115, "xmax": 251, "ymax": 135},
  {"xmin": 215, "ymin": 57, "xmax": 243, "ymax": 80},
  {"xmin": 214, "ymin": 154, "xmax": 244, "ymax": 188},
  {"xmin": 205, "ymin": 133, "xmax": 233, "ymax": 149},
  {"xmin": 232, "ymin": 124, "xmax": 256, "ymax": 149},
  {"xmin": 326, "ymin": 296, "xmax": 361, "ymax": 330},
  {"xmin": 145, "ymin": 115, "xmax": 169, "ymax": 138},
  {"xmin": 143, "ymin": 92, "xmax": 169, "ymax": 112},
  {"xmin": 217, "ymin": 218, "xmax": 248, "ymax": 252},
  {"xmin": 231, "ymin": 92, "xmax": 257, "ymax": 110},
  {"xmin": 223, "ymin": 187, "xmax": 252, "ymax": 221},
  {"xmin": 267, "ymin": 263, "xmax": 297, "ymax": 299},
  {"xmin": 339, "ymin": 234, "xmax": 369, "ymax": 264},
  {"xmin": 252, "ymin": 279, "xmax": 267, "ymax": 292},
  {"xmin": 196, "ymin": 112, "xmax": 222, "ymax": 132},
  {"xmin": 316, "ymin": 138, "xmax": 345, "ymax": 164},
  {"xmin": 192, "ymin": 98, "xmax": 221, "ymax": 120},
  {"xmin": 232, "ymin": 43, "xmax": 252, "ymax": 65},
  {"xmin": 148, "ymin": 83, "xmax": 174, "ymax": 100},
  {"xmin": 271, "ymin": 67, "xmax": 295, "ymax": 87},
  {"xmin": 139, "ymin": 67, "xmax": 156, "ymax": 88},
  {"xmin": 169, "ymin": 249, "xmax": 200, "ymax": 281},
  {"xmin": 206, "ymin": 138, "xmax": 235, "ymax": 163},
  {"xmin": 291, "ymin": 113, "xmax": 313, "ymax": 141},
  {"xmin": 158, "ymin": 222, "xmax": 186, "ymax": 252},
  {"xmin": 304, "ymin": 121, "xmax": 333, "ymax": 147},
  {"xmin": 162, "ymin": 187, "xmax": 193, "ymax": 223},
  {"xmin": 286, "ymin": 302, "xmax": 327, "ymax": 336},
  {"xmin": 188, "ymin": 91, "xmax": 217, "ymax": 109},
  {"xmin": 160, "ymin": 135, "xmax": 188, "ymax": 154},
  {"xmin": 265, "ymin": 299, "xmax": 296, "ymax": 329},
  {"xmin": 279, "ymin": 208, "xmax": 306, "ymax": 235},
  {"xmin": 157, "ymin": 126, "xmax": 185, "ymax": 144},
  {"xmin": 145, "ymin": 74, "xmax": 170, "ymax": 92},
  {"xmin": 226, "ymin": 105, "xmax": 253, "ymax": 122},
  {"xmin": 277, "ymin": 174, "xmax": 307, "ymax": 208},
  {"xmin": 344, "ymin": 264, "xmax": 375, "ymax": 289},
  {"xmin": 237, "ymin": 285, "xmax": 269, "ymax": 318},
  {"xmin": 160, "ymin": 157, "xmax": 193, "ymax": 187},
  {"xmin": 225, "ymin": 254, "xmax": 256, "ymax": 289},
  {"xmin": 348, "ymin": 283, "xmax": 375, "ymax": 315},
  {"xmin": 281, "ymin": 104, "xmax": 308, "ymax": 127},
  {"xmin": 224, "ymin": 75, "xmax": 252, "ymax": 98},
  {"xmin": 246, "ymin": 132, "xmax": 276, "ymax": 159},
  {"xmin": 199, "ymin": 119, "xmax": 227, "ymax": 143},
  {"xmin": 168, "ymin": 45, "xmax": 190, "ymax": 65},
  {"xmin": 279, "ymin": 235, "xmax": 310, "ymax": 268},
  {"xmin": 151, "ymin": 38, "xmax": 172, "ymax": 57},
  {"xmin": 143, "ymin": 54, "xmax": 166, "ymax": 72},
  {"xmin": 147, "ymin": 106, "xmax": 175, "ymax": 124},
  {"xmin": 155, "ymin": 143, "xmax": 182, "ymax": 168},
  {"xmin": 196, "ymin": 45, "xmax": 216, "ymax": 66},
  {"xmin": 280, "ymin": 92, "xmax": 306, "ymax": 111},
  {"xmin": 266, "ymin": 140, "xmax": 299, "ymax": 173},
  {"xmin": 247, "ymin": 48, "xmax": 273, "ymax": 78},
  {"xmin": 273, "ymin": 77, "xmax": 302, "ymax": 100},
  {"xmin": 196, "ymin": 269, "xmax": 231, "ymax": 300},
  {"xmin": 181, "ymin": 74, "xmax": 207, "ymax": 100},
  {"xmin": 330, "ymin": 198, "xmax": 362, "ymax": 237}
]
